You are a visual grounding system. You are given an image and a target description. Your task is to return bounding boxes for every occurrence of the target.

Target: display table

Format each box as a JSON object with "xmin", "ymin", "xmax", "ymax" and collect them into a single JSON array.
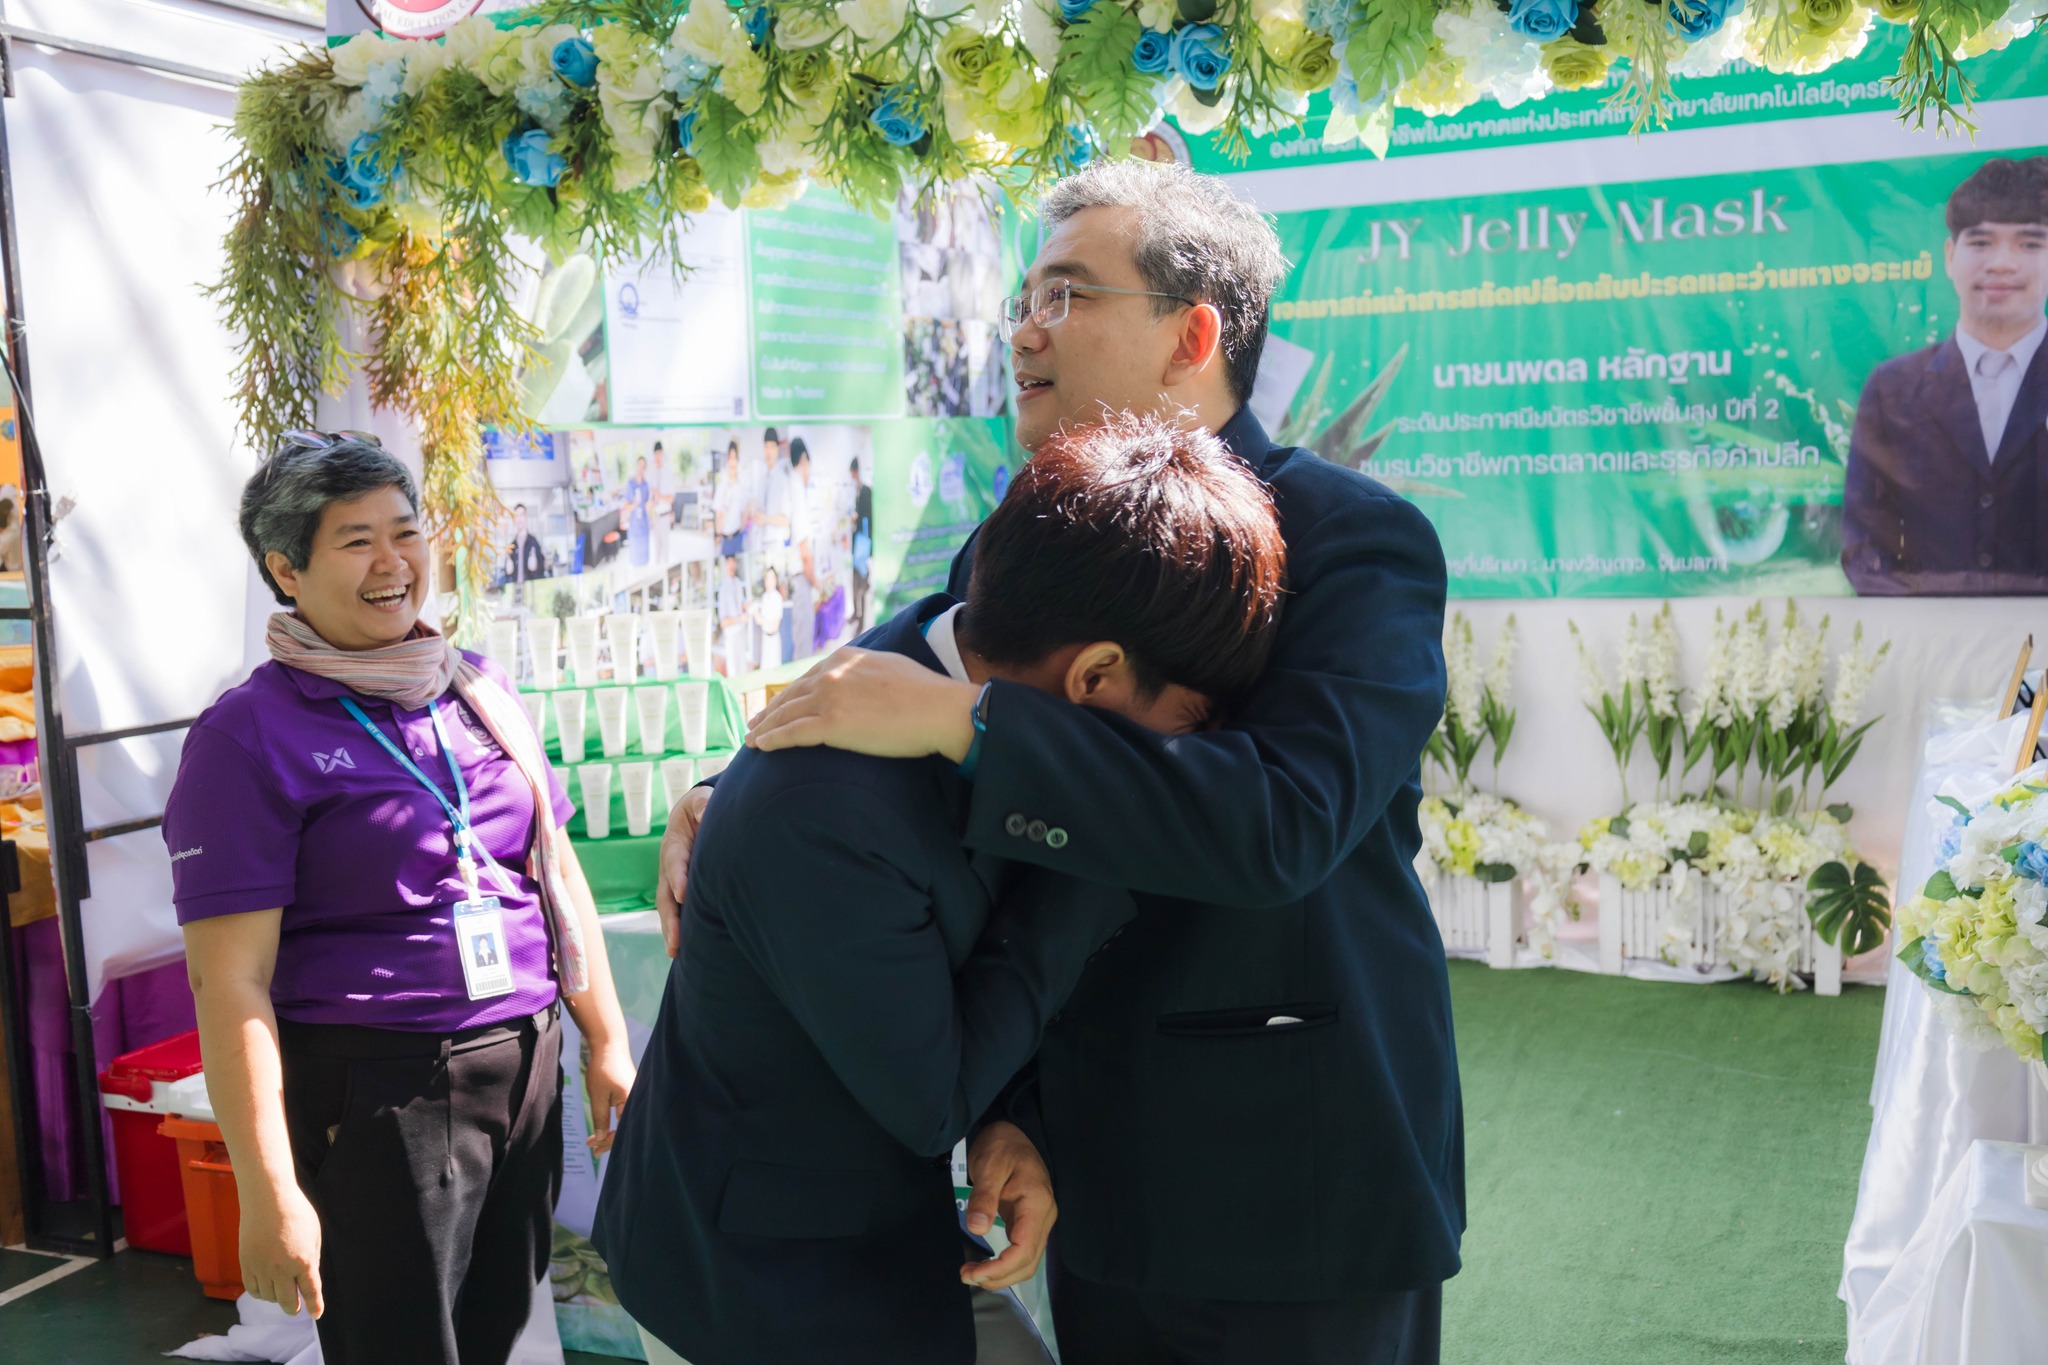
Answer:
[
  {"xmin": 1852, "ymin": 1140, "xmax": 2048, "ymax": 1365},
  {"xmin": 1841, "ymin": 706, "xmax": 2048, "ymax": 1342}
]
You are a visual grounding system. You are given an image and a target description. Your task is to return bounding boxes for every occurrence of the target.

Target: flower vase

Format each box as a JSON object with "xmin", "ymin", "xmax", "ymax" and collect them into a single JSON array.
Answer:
[
  {"xmin": 1424, "ymin": 869, "xmax": 1524, "ymax": 970},
  {"xmin": 2030, "ymin": 1062, "xmax": 2048, "ymax": 1212}
]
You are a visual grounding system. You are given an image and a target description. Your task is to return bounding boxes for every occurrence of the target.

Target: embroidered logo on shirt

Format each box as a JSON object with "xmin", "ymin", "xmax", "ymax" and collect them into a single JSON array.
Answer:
[
  {"xmin": 312, "ymin": 747, "xmax": 356, "ymax": 774},
  {"xmin": 169, "ymin": 847, "xmax": 203, "ymax": 863}
]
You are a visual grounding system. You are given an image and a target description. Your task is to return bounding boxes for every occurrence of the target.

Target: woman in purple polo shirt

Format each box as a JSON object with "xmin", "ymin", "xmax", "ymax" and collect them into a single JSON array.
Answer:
[{"xmin": 164, "ymin": 433, "xmax": 633, "ymax": 1365}]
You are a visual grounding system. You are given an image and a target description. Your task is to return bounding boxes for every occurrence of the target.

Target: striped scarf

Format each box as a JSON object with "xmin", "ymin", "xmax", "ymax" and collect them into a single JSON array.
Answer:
[{"xmin": 266, "ymin": 612, "xmax": 589, "ymax": 994}]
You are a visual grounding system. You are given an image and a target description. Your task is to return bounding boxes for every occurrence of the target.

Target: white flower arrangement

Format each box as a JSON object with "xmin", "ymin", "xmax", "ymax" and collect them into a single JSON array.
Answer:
[{"xmin": 1417, "ymin": 792, "xmax": 1580, "ymax": 958}]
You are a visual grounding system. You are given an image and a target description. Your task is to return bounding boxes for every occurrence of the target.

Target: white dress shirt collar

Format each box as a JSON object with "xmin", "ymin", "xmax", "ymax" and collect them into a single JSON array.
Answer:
[{"xmin": 925, "ymin": 603, "xmax": 971, "ymax": 684}]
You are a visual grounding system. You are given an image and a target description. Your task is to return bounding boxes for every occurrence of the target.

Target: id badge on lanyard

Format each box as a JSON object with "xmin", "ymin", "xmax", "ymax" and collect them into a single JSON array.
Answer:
[{"xmin": 339, "ymin": 695, "xmax": 519, "ymax": 1003}]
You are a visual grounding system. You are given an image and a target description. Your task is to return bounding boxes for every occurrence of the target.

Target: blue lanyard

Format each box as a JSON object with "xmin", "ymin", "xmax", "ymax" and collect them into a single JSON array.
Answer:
[{"xmin": 338, "ymin": 696, "xmax": 473, "ymax": 852}]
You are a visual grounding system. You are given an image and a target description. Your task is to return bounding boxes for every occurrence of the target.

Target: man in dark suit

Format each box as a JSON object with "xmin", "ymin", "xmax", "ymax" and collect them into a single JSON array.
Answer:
[
  {"xmin": 502, "ymin": 502, "xmax": 547, "ymax": 584},
  {"xmin": 1843, "ymin": 155, "xmax": 2048, "ymax": 595},
  {"xmin": 598, "ymin": 415, "xmax": 1287, "ymax": 1365},
  {"xmin": 713, "ymin": 161, "xmax": 1457, "ymax": 1363}
]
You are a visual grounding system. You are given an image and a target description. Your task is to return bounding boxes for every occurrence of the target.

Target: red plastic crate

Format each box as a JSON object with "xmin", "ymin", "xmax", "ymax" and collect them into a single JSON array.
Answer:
[{"xmin": 98, "ymin": 1030, "xmax": 204, "ymax": 1257}]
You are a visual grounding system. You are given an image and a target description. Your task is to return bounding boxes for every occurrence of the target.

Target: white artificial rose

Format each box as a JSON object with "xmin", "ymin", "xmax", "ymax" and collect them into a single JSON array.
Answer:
[
  {"xmin": 776, "ymin": 9, "xmax": 841, "ymax": 48},
  {"xmin": 1137, "ymin": 0, "xmax": 1176, "ymax": 28},
  {"xmin": 328, "ymin": 32, "xmax": 394, "ymax": 87},
  {"xmin": 837, "ymin": 0, "xmax": 912, "ymax": 46},
  {"xmin": 402, "ymin": 38, "xmax": 456, "ymax": 95},
  {"xmin": 1016, "ymin": 0, "xmax": 1062, "ymax": 67},
  {"xmin": 757, "ymin": 136, "xmax": 822, "ymax": 176},
  {"xmin": 1252, "ymin": 0, "xmax": 1305, "ymax": 24},
  {"xmin": 970, "ymin": 0, "xmax": 1015, "ymax": 30},
  {"xmin": 522, "ymin": 23, "xmax": 586, "ymax": 83},
  {"xmin": 675, "ymin": 0, "xmax": 751, "ymax": 66}
]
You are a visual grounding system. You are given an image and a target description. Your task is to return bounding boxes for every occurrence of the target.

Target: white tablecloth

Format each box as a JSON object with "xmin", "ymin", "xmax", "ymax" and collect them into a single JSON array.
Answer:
[
  {"xmin": 1855, "ymin": 1141, "xmax": 2048, "ymax": 1365},
  {"xmin": 1841, "ymin": 703, "xmax": 2048, "ymax": 1358}
]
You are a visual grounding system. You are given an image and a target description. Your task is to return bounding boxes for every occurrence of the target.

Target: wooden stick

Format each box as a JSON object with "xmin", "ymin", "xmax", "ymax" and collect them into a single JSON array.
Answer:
[
  {"xmin": 2000, "ymin": 635, "xmax": 2034, "ymax": 719},
  {"xmin": 2019, "ymin": 678, "xmax": 2048, "ymax": 776}
]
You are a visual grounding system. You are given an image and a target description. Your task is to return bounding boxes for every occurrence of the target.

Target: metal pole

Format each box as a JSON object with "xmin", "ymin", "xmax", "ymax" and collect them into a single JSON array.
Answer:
[{"xmin": 0, "ymin": 33, "xmax": 114, "ymax": 1257}]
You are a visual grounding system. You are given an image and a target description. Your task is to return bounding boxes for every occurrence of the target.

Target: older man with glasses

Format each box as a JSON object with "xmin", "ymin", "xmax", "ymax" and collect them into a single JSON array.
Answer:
[{"xmin": 663, "ymin": 160, "xmax": 1460, "ymax": 1365}]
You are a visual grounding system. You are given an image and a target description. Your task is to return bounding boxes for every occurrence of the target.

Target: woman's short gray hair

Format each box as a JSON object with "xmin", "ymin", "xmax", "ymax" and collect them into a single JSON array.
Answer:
[
  {"xmin": 240, "ymin": 436, "xmax": 419, "ymax": 604},
  {"xmin": 1039, "ymin": 161, "xmax": 1288, "ymax": 408}
]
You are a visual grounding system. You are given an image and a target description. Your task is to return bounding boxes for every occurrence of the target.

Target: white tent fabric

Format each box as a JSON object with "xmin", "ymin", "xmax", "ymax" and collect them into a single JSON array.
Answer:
[{"xmin": 3, "ymin": 0, "xmax": 317, "ymax": 999}]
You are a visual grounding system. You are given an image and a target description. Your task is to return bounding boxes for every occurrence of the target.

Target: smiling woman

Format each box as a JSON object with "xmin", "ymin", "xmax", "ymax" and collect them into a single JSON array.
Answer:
[{"xmin": 164, "ymin": 432, "xmax": 636, "ymax": 1365}]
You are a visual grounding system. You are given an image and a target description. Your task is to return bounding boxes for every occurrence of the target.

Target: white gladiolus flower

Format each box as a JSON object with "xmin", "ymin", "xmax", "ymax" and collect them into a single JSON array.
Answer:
[
  {"xmin": 838, "ymin": 0, "xmax": 912, "ymax": 47},
  {"xmin": 1829, "ymin": 624, "xmax": 1889, "ymax": 730},
  {"xmin": 1617, "ymin": 612, "xmax": 1645, "ymax": 692},
  {"xmin": 1686, "ymin": 607, "xmax": 1729, "ymax": 730},
  {"xmin": 1444, "ymin": 613, "xmax": 1482, "ymax": 727},
  {"xmin": 1570, "ymin": 621, "xmax": 1605, "ymax": 707},
  {"xmin": 1764, "ymin": 601, "xmax": 1800, "ymax": 731},
  {"xmin": 1726, "ymin": 603, "xmax": 1769, "ymax": 717},
  {"xmin": 1486, "ymin": 614, "xmax": 1518, "ymax": 709},
  {"xmin": 1645, "ymin": 604, "xmax": 1679, "ymax": 720}
]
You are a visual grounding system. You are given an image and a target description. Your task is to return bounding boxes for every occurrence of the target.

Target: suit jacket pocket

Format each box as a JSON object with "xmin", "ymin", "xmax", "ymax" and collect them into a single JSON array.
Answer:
[
  {"xmin": 1156, "ymin": 1003, "xmax": 1336, "ymax": 1037},
  {"xmin": 716, "ymin": 1159, "xmax": 878, "ymax": 1239}
]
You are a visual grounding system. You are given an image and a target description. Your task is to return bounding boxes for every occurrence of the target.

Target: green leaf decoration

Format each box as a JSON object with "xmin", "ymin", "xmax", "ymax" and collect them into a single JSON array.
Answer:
[
  {"xmin": 1687, "ymin": 829, "xmax": 1709, "ymax": 859},
  {"xmin": 1806, "ymin": 859, "xmax": 1890, "ymax": 958},
  {"xmin": 1609, "ymin": 815, "xmax": 1631, "ymax": 838},
  {"xmin": 1827, "ymin": 803, "xmax": 1855, "ymax": 824},
  {"xmin": 691, "ymin": 94, "xmax": 762, "ymax": 210},
  {"xmin": 2003, "ymin": 843, "xmax": 2025, "ymax": 864},
  {"xmin": 1343, "ymin": 0, "xmax": 1436, "ymax": 106},
  {"xmin": 1473, "ymin": 861, "xmax": 1518, "ymax": 883},
  {"xmin": 1937, "ymin": 794, "xmax": 1974, "ymax": 819},
  {"xmin": 1771, "ymin": 787, "xmax": 1795, "ymax": 817},
  {"xmin": 1057, "ymin": 5, "xmax": 1154, "ymax": 147},
  {"xmin": 1923, "ymin": 869, "xmax": 1960, "ymax": 901},
  {"xmin": 1806, "ymin": 860, "xmax": 1850, "ymax": 892}
]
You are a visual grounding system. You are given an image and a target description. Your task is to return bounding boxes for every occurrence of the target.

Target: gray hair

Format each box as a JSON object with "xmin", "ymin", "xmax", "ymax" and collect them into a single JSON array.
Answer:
[
  {"xmin": 1039, "ymin": 161, "xmax": 1288, "ymax": 407},
  {"xmin": 240, "ymin": 436, "xmax": 419, "ymax": 604}
]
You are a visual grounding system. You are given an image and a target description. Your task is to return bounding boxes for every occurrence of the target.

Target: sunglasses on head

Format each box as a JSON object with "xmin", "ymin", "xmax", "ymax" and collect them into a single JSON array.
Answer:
[{"xmin": 273, "ymin": 428, "xmax": 383, "ymax": 458}]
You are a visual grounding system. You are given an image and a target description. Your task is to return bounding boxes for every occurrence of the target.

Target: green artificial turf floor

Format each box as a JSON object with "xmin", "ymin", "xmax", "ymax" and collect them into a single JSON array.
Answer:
[
  {"xmin": 1442, "ymin": 959, "xmax": 1883, "ymax": 1365},
  {"xmin": 0, "ymin": 960, "xmax": 1882, "ymax": 1363}
]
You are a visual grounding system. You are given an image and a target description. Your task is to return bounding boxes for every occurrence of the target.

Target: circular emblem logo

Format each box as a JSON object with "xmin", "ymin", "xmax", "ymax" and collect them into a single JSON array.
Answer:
[
  {"xmin": 907, "ymin": 450, "xmax": 933, "ymax": 510},
  {"xmin": 356, "ymin": 0, "xmax": 487, "ymax": 39}
]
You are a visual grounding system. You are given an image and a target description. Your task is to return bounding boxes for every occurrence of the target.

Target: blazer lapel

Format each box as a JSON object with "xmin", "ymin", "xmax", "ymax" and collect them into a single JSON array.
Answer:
[
  {"xmin": 1994, "ymin": 337, "xmax": 2048, "ymax": 468},
  {"xmin": 1923, "ymin": 338, "xmax": 1992, "ymax": 476}
]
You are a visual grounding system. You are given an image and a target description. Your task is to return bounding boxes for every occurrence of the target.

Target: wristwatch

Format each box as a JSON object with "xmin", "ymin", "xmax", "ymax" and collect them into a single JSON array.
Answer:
[{"xmin": 962, "ymin": 680, "xmax": 993, "ymax": 779}]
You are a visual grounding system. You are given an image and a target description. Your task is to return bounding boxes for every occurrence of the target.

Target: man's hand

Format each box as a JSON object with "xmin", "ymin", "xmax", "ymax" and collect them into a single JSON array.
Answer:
[
  {"xmin": 747, "ymin": 648, "xmax": 978, "ymax": 762},
  {"xmin": 583, "ymin": 1039, "xmax": 636, "ymax": 1156},
  {"xmin": 960, "ymin": 1121, "xmax": 1056, "ymax": 1291},
  {"xmin": 656, "ymin": 786, "xmax": 714, "ymax": 959},
  {"xmin": 240, "ymin": 1183, "xmax": 325, "ymax": 1318}
]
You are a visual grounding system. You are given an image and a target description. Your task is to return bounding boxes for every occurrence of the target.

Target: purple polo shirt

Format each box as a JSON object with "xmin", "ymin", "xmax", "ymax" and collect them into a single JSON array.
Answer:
[{"xmin": 164, "ymin": 652, "xmax": 573, "ymax": 1031}]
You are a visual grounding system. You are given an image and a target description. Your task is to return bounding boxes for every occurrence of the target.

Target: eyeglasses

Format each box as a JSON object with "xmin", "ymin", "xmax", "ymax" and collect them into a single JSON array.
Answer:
[{"xmin": 997, "ymin": 278, "xmax": 1197, "ymax": 343}]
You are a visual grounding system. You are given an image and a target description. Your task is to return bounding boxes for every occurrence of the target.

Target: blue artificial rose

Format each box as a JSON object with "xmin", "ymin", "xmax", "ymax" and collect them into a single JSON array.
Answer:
[
  {"xmin": 2017, "ymin": 841, "xmax": 2048, "ymax": 883},
  {"xmin": 1132, "ymin": 28, "xmax": 1173, "ymax": 74},
  {"xmin": 1668, "ymin": 0, "xmax": 1741, "ymax": 39},
  {"xmin": 319, "ymin": 211, "xmax": 363, "ymax": 258},
  {"xmin": 1056, "ymin": 123, "xmax": 1101, "ymax": 171},
  {"xmin": 1169, "ymin": 22, "xmax": 1231, "ymax": 91},
  {"xmin": 676, "ymin": 108, "xmax": 699, "ymax": 156},
  {"xmin": 1506, "ymin": 0, "xmax": 1578, "ymax": 41},
  {"xmin": 324, "ymin": 133, "xmax": 398, "ymax": 210},
  {"xmin": 551, "ymin": 37, "xmax": 598, "ymax": 87},
  {"xmin": 742, "ymin": 3, "xmax": 774, "ymax": 47},
  {"xmin": 503, "ymin": 127, "xmax": 568, "ymax": 188},
  {"xmin": 1059, "ymin": 0, "xmax": 1096, "ymax": 18},
  {"xmin": 868, "ymin": 85, "xmax": 927, "ymax": 148}
]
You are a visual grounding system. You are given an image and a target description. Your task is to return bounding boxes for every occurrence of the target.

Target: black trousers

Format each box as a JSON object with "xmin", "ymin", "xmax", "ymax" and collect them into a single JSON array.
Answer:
[
  {"xmin": 279, "ymin": 1006, "xmax": 563, "ymax": 1365},
  {"xmin": 1048, "ymin": 1253, "xmax": 1442, "ymax": 1365}
]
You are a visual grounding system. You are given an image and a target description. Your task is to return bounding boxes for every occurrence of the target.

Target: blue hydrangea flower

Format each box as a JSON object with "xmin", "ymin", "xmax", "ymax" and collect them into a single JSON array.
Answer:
[
  {"xmin": 1668, "ymin": 0, "xmax": 1741, "ymax": 38},
  {"xmin": 1169, "ymin": 22, "xmax": 1231, "ymax": 91},
  {"xmin": 2017, "ymin": 841, "xmax": 2048, "ymax": 883},
  {"xmin": 516, "ymin": 80, "xmax": 575, "ymax": 129},
  {"xmin": 868, "ymin": 85, "xmax": 926, "ymax": 148},
  {"xmin": 1506, "ymin": 0, "xmax": 1578, "ymax": 41},
  {"xmin": 661, "ymin": 49, "xmax": 712, "ymax": 99},
  {"xmin": 1059, "ymin": 0, "xmax": 1096, "ymax": 18},
  {"xmin": 361, "ymin": 58, "xmax": 408, "ymax": 113},
  {"xmin": 1132, "ymin": 28, "xmax": 1173, "ymax": 74},
  {"xmin": 551, "ymin": 37, "xmax": 598, "ymax": 87},
  {"xmin": 503, "ymin": 128, "xmax": 568, "ymax": 188},
  {"xmin": 1922, "ymin": 937, "xmax": 1948, "ymax": 983},
  {"xmin": 742, "ymin": 2, "xmax": 774, "ymax": 47},
  {"xmin": 676, "ymin": 108, "xmax": 698, "ymax": 155},
  {"xmin": 1304, "ymin": 0, "xmax": 1353, "ymax": 39}
]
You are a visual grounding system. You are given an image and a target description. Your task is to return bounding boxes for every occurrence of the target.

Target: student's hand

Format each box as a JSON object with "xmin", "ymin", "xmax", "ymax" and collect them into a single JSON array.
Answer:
[
  {"xmin": 241, "ymin": 1183, "xmax": 325, "ymax": 1318},
  {"xmin": 656, "ymin": 786, "xmax": 714, "ymax": 959},
  {"xmin": 960, "ymin": 1122, "xmax": 1056, "ymax": 1291},
  {"xmin": 584, "ymin": 1039, "xmax": 636, "ymax": 1156},
  {"xmin": 747, "ymin": 648, "xmax": 978, "ymax": 763}
]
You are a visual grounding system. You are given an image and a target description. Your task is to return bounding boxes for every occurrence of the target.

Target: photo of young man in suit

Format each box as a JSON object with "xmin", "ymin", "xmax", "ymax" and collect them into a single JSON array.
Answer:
[
  {"xmin": 596, "ymin": 414, "xmax": 1287, "ymax": 1365},
  {"xmin": 1842, "ymin": 155, "xmax": 2048, "ymax": 595}
]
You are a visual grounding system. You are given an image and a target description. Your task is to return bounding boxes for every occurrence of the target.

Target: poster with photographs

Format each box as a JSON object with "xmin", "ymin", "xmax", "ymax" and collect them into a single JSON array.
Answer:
[
  {"xmin": 484, "ymin": 423, "xmax": 875, "ymax": 680},
  {"xmin": 897, "ymin": 185, "xmax": 1008, "ymax": 418}
]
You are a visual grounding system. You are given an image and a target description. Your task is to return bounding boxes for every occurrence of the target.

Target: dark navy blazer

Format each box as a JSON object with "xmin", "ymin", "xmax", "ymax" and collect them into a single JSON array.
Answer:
[
  {"xmin": 594, "ymin": 601, "xmax": 1133, "ymax": 1365},
  {"xmin": 951, "ymin": 407, "xmax": 1462, "ymax": 1301},
  {"xmin": 1842, "ymin": 333, "xmax": 2048, "ymax": 595}
]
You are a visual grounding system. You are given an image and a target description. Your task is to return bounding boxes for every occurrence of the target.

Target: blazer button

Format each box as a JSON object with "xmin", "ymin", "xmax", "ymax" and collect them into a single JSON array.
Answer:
[
  {"xmin": 1980, "ymin": 493, "xmax": 1996, "ymax": 510},
  {"xmin": 1046, "ymin": 828, "xmax": 1068, "ymax": 849},
  {"xmin": 1026, "ymin": 820, "xmax": 1048, "ymax": 843},
  {"xmin": 1004, "ymin": 813, "xmax": 1028, "ymax": 837},
  {"xmin": 1978, "ymin": 552, "xmax": 1995, "ymax": 569}
]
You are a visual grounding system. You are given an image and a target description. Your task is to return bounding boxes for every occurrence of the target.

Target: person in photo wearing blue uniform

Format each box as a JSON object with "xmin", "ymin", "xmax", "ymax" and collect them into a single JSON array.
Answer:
[
  {"xmin": 704, "ymin": 159, "xmax": 1459, "ymax": 1365},
  {"xmin": 599, "ymin": 413, "xmax": 1288, "ymax": 1365}
]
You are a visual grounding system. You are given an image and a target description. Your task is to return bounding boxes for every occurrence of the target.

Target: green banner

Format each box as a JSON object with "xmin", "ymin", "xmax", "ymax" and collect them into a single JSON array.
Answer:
[
  {"xmin": 1266, "ymin": 143, "xmax": 2047, "ymax": 597},
  {"xmin": 867, "ymin": 418, "xmax": 1013, "ymax": 614},
  {"xmin": 748, "ymin": 188, "xmax": 908, "ymax": 418},
  {"xmin": 1188, "ymin": 28, "xmax": 2044, "ymax": 171}
]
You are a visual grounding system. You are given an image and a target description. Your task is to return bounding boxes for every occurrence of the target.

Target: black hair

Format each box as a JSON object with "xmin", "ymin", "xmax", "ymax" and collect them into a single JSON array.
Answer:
[{"xmin": 1947, "ymin": 157, "xmax": 2048, "ymax": 236}]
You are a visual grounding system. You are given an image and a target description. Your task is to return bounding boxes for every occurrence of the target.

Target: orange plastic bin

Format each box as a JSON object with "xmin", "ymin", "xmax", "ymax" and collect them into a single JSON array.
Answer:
[{"xmin": 158, "ymin": 1115, "xmax": 244, "ymax": 1300}]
